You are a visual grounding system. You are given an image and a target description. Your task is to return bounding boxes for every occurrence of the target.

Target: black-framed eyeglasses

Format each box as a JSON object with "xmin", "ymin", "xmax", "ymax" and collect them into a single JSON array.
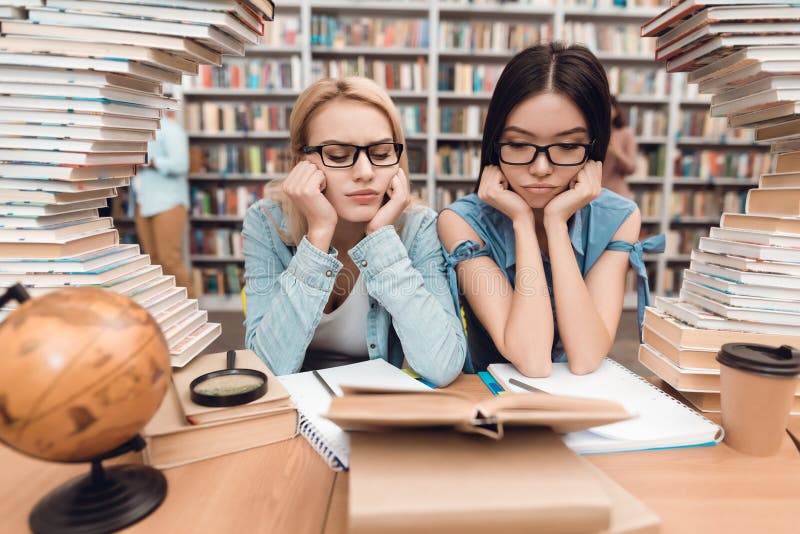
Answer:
[
  {"xmin": 495, "ymin": 140, "xmax": 594, "ymax": 166},
  {"xmin": 301, "ymin": 142, "xmax": 404, "ymax": 168}
]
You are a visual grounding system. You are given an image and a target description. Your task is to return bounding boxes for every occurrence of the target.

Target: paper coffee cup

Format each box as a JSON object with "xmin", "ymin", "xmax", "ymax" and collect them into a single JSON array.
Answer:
[{"xmin": 717, "ymin": 344, "xmax": 800, "ymax": 456}]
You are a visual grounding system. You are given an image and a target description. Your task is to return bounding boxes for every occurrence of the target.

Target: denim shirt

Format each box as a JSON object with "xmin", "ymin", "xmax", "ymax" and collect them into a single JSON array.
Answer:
[
  {"xmin": 442, "ymin": 189, "xmax": 665, "ymax": 373},
  {"xmin": 131, "ymin": 118, "xmax": 190, "ymax": 217},
  {"xmin": 242, "ymin": 199, "xmax": 467, "ymax": 387}
]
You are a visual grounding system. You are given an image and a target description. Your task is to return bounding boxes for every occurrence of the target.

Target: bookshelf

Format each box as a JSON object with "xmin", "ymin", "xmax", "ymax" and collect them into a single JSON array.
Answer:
[{"xmin": 166, "ymin": 0, "xmax": 770, "ymax": 307}]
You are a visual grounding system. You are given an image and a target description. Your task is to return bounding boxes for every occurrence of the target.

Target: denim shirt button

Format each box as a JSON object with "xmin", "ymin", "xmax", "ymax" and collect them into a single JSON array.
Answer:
[
  {"xmin": 360, "ymin": 260, "xmax": 368, "ymax": 267},
  {"xmin": 325, "ymin": 270, "xmax": 332, "ymax": 277},
  {"xmin": 369, "ymin": 343, "xmax": 376, "ymax": 349}
]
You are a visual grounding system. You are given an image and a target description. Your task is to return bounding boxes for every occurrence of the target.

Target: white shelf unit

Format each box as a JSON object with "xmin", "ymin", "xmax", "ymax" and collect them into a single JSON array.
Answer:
[{"xmin": 176, "ymin": 0, "xmax": 768, "ymax": 307}]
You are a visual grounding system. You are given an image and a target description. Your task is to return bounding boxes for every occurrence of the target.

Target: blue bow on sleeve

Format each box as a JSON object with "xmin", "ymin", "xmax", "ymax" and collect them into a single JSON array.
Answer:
[{"xmin": 607, "ymin": 234, "xmax": 666, "ymax": 339}]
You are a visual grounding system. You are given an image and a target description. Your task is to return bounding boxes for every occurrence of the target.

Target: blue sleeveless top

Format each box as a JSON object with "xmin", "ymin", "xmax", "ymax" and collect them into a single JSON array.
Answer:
[{"xmin": 442, "ymin": 189, "xmax": 665, "ymax": 373}]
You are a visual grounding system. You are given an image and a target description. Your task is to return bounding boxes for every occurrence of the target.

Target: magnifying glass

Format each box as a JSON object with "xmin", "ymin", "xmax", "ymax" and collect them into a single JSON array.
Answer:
[{"xmin": 190, "ymin": 350, "xmax": 268, "ymax": 407}]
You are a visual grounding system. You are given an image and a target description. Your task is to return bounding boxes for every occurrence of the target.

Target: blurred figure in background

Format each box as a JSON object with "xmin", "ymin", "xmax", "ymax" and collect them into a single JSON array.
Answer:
[
  {"xmin": 602, "ymin": 96, "xmax": 637, "ymax": 200},
  {"xmin": 132, "ymin": 110, "xmax": 195, "ymax": 298}
]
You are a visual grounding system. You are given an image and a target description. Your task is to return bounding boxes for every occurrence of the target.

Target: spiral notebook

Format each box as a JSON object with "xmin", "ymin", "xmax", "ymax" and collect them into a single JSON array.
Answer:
[
  {"xmin": 277, "ymin": 359, "xmax": 431, "ymax": 470},
  {"xmin": 488, "ymin": 359, "xmax": 723, "ymax": 454}
]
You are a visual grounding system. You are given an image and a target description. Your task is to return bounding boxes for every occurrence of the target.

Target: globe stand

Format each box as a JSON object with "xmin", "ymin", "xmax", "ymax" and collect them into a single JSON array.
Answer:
[{"xmin": 28, "ymin": 435, "xmax": 167, "ymax": 534}]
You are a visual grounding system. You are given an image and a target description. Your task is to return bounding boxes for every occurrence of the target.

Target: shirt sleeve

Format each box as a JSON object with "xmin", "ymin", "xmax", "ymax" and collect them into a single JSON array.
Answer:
[
  {"xmin": 348, "ymin": 214, "xmax": 468, "ymax": 387},
  {"xmin": 243, "ymin": 206, "xmax": 342, "ymax": 374}
]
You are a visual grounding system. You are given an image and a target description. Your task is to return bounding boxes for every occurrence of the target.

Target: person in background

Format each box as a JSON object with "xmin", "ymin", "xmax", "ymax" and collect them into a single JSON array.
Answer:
[
  {"xmin": 438, "ymin": 43, "xmax": 664, "ymax": 377},
  {"xmin": 601, "ymin": 96, "xmax": 638, "ymax": 199},
  {"xmin": 242, "ymin": 77, "xmax": 466, "ymax": 386},
  {"xmin": 132, "ymin": 111, "xmax": 195, "ymax": 298}
]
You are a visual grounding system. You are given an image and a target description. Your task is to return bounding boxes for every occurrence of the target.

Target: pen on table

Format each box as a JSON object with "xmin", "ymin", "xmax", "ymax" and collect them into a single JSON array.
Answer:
[
  {"xmin": 508, "ymin": 377, "xmax": 550, "ymax": 394},
  {"xmin": 313, "ymin": 370, "xmax": 339, "ymax": 397}
]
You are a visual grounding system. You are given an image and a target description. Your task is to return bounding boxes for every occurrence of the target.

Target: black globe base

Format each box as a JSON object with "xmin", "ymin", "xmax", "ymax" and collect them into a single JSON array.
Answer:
[{"xmin": 29, "ymin": 460, "xmax": 166, "ymax": 534}]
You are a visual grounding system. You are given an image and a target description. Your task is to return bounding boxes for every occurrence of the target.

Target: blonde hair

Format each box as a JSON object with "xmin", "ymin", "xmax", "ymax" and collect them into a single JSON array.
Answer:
[{"xmin": 264, "ymin": 76, "xmax": 412, "ymax": 245}]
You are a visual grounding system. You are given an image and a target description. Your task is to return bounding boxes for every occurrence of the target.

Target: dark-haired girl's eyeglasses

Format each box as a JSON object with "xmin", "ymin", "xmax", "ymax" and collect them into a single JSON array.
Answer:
[
  {"xmin": 301, "ymin": 142, "xmax": 403, "ymax": 168},
  {"xmin": 495, "ymin": 140, "xmax": 594, "ymax": 167}
]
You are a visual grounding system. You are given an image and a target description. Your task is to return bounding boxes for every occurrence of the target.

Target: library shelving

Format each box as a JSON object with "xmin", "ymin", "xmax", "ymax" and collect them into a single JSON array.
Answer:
[{"xmin": 150, "ymin": 0, "xmax": 770, "ymax": 307}]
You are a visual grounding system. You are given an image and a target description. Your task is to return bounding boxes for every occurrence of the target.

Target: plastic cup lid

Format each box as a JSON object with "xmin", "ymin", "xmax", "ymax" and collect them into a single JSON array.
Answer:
[{"xmin": 717, "ymin": 343, "xmax": 800, "ymax": 378}]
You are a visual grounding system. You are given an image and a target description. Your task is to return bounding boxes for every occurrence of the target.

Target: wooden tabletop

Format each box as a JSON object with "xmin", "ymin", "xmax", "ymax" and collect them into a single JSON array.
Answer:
[{"xmin": 2, "ymin": 374, "xmax": 799, "ymax": 533}]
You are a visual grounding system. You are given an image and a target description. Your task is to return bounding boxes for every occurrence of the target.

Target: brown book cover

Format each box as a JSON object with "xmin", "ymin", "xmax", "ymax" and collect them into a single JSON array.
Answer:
[
  {"xmin": 721, "ymin": 212, "xmax": 800, "ymax": 234},
  {"xmin": 758, "ymin": 174, "xmax": 800, "ymax": 189},
  {"xmin": 638, "ymin": 343, "xmax": 720, "ymax": 392},
  {"xmin": 172, "ymin": 349, "xmax": 294, "ymax": 425},
  {"xmin": 644, "ymin": 306, "xmax": 800, "ymax": 351},
  {"xmin": 348, "ymin": 429, "xmax": 615, "ymax": 534},
  {"xmin": 641, "ymin": 343, "xmax": 800, "ymax": 395},
  {"xmin": 141, "ymin": 381, "xmax": 297, "ymax": 469},
  {"xmin": 0, "ymin": 229, "xmax": 119, "ymax": 259},
  {"xmin": 643, "ymin": 325, "xmax": 719, "ymax": 370},
  {"xmin": 746, "ymin": 187, "xmax": 800, "ymax": 216},
  {"xmin": 755, "ymin": 118, "xmax": 800, "ymax": 143},
  {"xmin": 682, "ymin": 390, "xmax": 800, "ymax": 414},
  {"xmin": 776, "ymin": 150, "xmax": 800, "ymax": 173}
]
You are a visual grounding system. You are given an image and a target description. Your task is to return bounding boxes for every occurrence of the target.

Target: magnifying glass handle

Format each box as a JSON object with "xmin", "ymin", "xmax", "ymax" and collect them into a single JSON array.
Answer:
[{"xmin": 227, "ymin": 349, "xmax": 237, "ymax": 370}]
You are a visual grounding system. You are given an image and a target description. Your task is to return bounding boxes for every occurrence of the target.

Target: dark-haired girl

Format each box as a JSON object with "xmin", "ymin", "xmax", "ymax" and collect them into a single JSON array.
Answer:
[{"xmin": 437, "ymin": 43, "xmax": 663, "ymax": 377}]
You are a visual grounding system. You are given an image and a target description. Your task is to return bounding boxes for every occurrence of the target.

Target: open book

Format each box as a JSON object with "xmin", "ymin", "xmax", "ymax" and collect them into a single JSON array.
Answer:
[
  {"xmin": 489, "ymin": 359, "xmax": 723, "ymax": 453},
  {"xmin": 326, "ymin": 388, "xmax": 632, "ymax": 439},
  {"xmin": 277, "ymin": 359, "xmax": 431, "ymax": 470}
]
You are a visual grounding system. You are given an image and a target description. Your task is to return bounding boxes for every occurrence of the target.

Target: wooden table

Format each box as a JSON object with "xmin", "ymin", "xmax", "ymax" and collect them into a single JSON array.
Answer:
[{"xmin": 2, "ymin": 375, "xmax": 800, "ymax": 533}]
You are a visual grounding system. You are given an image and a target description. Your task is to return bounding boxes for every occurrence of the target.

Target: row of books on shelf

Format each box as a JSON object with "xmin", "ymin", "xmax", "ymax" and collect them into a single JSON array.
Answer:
[
  {"xmin": 260, "ymin": 14, "xmax": 300, "ymax": 47},
  {"xmin": 190, "ymin": 186, "xmax": 265, "ymax": 218},
  {"xmin": 440, "ymin": 105, "xmax": 487, "ymax": 136},
  {"xmin": 188, "ymin": 58, "xmax": 302, "ymax": 91},
  {"xmin": 193, "ymin": 265, "xmax": 243, "ymax": 297},
  {"xmin": 312, "ymin": 57, "xmax": 428, "ymax": 93},
  {"xmin": 185, "ymin": 60, "xmax": 676, "ymax": 104},
  {"xmin": 437, "ymin": 62, "xmax": 504, "ymax": 95},
  {"xmin": 411, "ymin": 185, "xmax": 474, "ymax": 212},
  {"xmin": 439, "ymin": 0, "xmax": 663, "ymax": 7},
  {"xmin": 563, "ymin": 21, "xmax": 654, "ymax": 56},
  {"xmin": 634, "ymin": 145, "xmax": 666, "ymax": 177},
  {"xmin": 664, "ymin": 228, "xmax": 706, "ymax": 257},
  {"xmin": 677, "ymin": 111, "xmax": 751, "ymax": 141},
  {"xmin": 311, "ymin": 15, "xmax": 430, "ymax": 49},
  {"xmin": 626, "ymin": 106, "xmax": 667, "ymax": 138},
  {"xmin": 438, "ymin": 21, "xmax": 552, "ymax": 53},
  {"xmin": 191, "ymin": 229, "xmax": 243, "ymax": 259},
  {"xmin": 607, "ymin": 66, "xmax": 668, "ymax": 98},
  {"xmin": 674, "ymin": 150, "xmax": 770, "ymax": 182},
  {"xmin": 632, "ymin": 190, "xmax": 745, "ymax": 219},
  {"xmin": 190, "ymin": 145, "xmax": 293, "ymax": 176},
  {"xmin": 184, "ymin": 102, "xmax": 292, "ymax": 133},
  {"xmin": 435, "ymin": 145, "xmax": 481, "ymax": 178}
]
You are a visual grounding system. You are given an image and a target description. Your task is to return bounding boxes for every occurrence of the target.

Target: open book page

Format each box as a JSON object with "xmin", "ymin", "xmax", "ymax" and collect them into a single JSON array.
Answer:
[
  {"xmin": 317, "ymin": 358, "xmax": 431, "ymax": 397},
  {"xmin": 277, "ymin": 359, "xmax": 431, "ymax": 470},
  {"xmin": 489, "ymin": 359, "xmax": 723, "ymax": 454}
]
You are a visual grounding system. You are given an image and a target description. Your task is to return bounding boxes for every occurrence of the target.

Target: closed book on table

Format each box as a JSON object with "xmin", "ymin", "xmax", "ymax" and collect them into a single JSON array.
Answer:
[
  {"xmin": 172, "ymin": 349, "xmax": 294, "ymax": 425},
  {"xmin": 329, "ymin": 389, "xmax": 634, "ymax": 534},
  {"xmin": 348, "ymin": 429, "xmax": 615, "ymax": 534},
  {"xmin": 141, "ymin": 381, "xmax": 297, "ymax": 469}
]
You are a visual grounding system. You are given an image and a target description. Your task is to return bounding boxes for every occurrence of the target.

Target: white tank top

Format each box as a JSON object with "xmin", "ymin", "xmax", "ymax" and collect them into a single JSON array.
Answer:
[{"xmin": 307, "ymin": 275, "xmax": 370, "ymax": 362}]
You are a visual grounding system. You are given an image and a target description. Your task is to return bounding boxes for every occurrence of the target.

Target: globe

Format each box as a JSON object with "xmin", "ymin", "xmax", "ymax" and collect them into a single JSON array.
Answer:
[{"xmin": 0, "ymin": 287, "xmax": 171, "ymax": 463}]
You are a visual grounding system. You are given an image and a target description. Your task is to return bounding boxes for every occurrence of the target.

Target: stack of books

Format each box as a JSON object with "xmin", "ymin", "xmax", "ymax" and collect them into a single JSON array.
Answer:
[
  {"xmin": 639, "ymin": 0, "xmax": 800, "ymax": 414},
  {"xmin": 0, "ymin": 0, "xmax": 274, "ymax": 366},
  {"xmin": 142, "ymin": 350, "xmax": 297, "ymax": 469}
]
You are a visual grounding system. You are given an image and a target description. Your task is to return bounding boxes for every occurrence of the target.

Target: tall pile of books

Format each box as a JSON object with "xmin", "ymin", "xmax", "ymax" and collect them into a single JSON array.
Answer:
[
  {"xmin": 0, "ymin": 0, "xmax": 274, "ymax": 366},
  {"xmin": 638, "ymin": 1, "xmax": 800, "ymax": 414}
]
